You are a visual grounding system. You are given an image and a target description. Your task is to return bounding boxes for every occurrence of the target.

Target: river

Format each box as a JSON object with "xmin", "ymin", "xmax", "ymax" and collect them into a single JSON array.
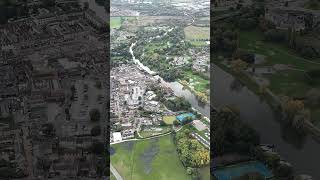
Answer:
[
  {"xmin": 213, "ymin": 65, "xmax": 320, "ymax": 179},
  {"xmin": 74, "ymin": 0, "xmax": 320, "ymax": 178},
  {"xmin": 130, "ymin": 43, "xmax": 210, "ymax": 118}
]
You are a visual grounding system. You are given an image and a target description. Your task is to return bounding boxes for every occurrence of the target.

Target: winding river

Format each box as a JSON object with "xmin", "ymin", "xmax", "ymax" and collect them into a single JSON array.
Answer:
[
  {"xmin": 77, "ymin": 1, "xmax": 320, "ymax": 179},
  {"xmin": 213, "ymin": 65, "xmax": 320, "ymax": 179},
  {"xmin": 130, "ymin": 43, "xmax": 210, "ymax": 118}
]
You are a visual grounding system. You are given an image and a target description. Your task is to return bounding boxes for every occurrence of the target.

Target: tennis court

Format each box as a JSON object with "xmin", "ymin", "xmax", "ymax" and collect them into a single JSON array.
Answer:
[{"xmin": 214, "ymin": 161, "xmax": 273, "ymax": 180}]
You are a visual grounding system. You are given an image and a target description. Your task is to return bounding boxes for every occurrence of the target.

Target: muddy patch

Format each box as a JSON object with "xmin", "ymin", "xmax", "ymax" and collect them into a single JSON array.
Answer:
[
  {"xmin": 121, "ymin": 141, "xmax": 135, "ymax": 152},
  {"xmin": 140, "ymin": 139, "xmax": 159, "ymax": 174}
]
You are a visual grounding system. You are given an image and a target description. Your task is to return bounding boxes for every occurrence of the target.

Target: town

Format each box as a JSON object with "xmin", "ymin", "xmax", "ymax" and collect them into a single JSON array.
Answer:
[
  {"xmin": 109, "ymin": 0, "xmax": 211, "ymax": 179},
  {"xmin": 0, "ymin": 0, "xmax": 108, "ymax": 179}
]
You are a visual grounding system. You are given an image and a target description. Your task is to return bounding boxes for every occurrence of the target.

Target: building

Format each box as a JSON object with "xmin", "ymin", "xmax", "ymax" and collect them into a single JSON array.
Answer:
[
  {"xmin": 265, "ymin": 7, "xmax": 320, "ymax": 31},
  {"xmin": 112, "ymin": 132, "xmax": 122, "ymax": 142},
  {"xmin": 176, "ymin": 113, "xmax": 196, "ymax": 123}
]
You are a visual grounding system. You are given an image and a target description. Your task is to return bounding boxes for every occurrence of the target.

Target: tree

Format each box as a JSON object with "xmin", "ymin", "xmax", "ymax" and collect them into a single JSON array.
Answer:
[
  {"xmin": 305, "ymin": 88, "xmax": 320, "ymax": 106},
  {"xmin": 41, "ymin": 123, "xmax": 55, "ymax": 136},
  {"xmin": 41, "ymin": 0, "xmax": 55, "ymax": 8},
  {"xmin": 281, "ymin": 96, "xmax": 304, "ymax": 120},
  {"xmin": 91, "ymin": 141, "xmax": 104, "ymax": 155},
  {"xmin": 173, "ymin": 120, "xmax": 180, "ymax": 126},
  {"xmin": 90, "ymin": 109, "xmax": 101, "ymax": 122},
  {"xmin": 95, "ymin": 81, "xmax": 102, "ymax": 89},
  {"xmin": 91, "ymin": 125, "xmax": 101, "ymax": 136},
  {"xmin": 230, "ymin": 59, "xmax": 248, "ymax": 73},
  {"xmin": 83, "ymin": 2, "xmax": 89, "ymax": 10},
  {"xmin": 259, "ymin": 84, "xmax": 268, "ymax": 95},
  {"xmin": 275, "ymin": 162, "xmax": 293, "ymax": 178},
  {"xmin": 265, "ymin": 153, "xmax": 280, "ymax": 169}
]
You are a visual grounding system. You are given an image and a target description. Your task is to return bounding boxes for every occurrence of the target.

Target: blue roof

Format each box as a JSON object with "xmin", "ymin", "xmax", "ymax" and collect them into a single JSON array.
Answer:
[{"xmin": 176, "ymin": 113, "xmax": 195, "ymax": 122}]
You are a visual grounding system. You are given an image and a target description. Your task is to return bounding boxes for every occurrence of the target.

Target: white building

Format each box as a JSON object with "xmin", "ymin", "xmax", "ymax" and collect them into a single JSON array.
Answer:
[{"xmin": 112, "ymin": 132, "xmax": 122, "ymax": 142}]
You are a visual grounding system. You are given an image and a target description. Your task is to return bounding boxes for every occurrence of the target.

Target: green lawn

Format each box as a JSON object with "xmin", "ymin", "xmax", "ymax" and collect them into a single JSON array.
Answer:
[
  {"xmin": 110, "ymin": 173, "xmax": 117, "ymax": 180},
  {"xmin": 239, "ymin": 30, "xmax": 320, "ymax": 70},
  {"xmin": 110, "ymin": 16, "xmax": 136, "ymax": 29},
  {"xmin": 184, "ymin": 26, "xmax": 210, "ymax": 40},
  {"xmin": 182, "ymin": 70, "xmax": 209, "ymax": 94},
  {"xmin": 238, "ymin": 30, "xmax": 320, "ymax": 126},
  {"xmin": 110, "ymin": 135, "xmax": 191, "ymax": 180},
  {"xmin": 199, "ymin": 166, "xmax": 211, "ymax": 180},
  {"xmin": 110, "ymin": 17, "xmax": 122, "ymax": 29},
  {"xmin": 163, "ymin": 116, "xmax": 176, "ymax": 125},
  {"xmin": 184, "ymin": 26, "xmax": 209, "ymax": 47},
  {"xmin": 139, "ymin": 126, "xmax": 171, "ymax": 138},
  {"xmin": 239, "ymin": 30, "xmax": 320, "ymax": 96}
]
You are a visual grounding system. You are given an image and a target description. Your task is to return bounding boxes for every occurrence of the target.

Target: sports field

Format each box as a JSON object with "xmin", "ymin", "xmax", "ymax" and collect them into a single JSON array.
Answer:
[
  {"xmin": 162, "ymin": 116, "xmax": 176, "ymax": 125},
  {"xmin": 110, "ymin": 135, "xmax": 191, "ymax": 180}
]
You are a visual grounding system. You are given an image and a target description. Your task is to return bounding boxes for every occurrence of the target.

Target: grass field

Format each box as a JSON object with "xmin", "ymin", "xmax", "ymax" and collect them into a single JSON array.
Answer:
[
  {"xmin": 199, "ymin": 166, "xmax": 211, "ymax": 180},
  {"xmin": 182, "ymin": 70, "xmax": 209, "ymax": 94},
  {"xmin": 110, "ymin": 16, "xmax": 136, "ymax": 29},
  {"xmin": 239, "ymin": 30, "xmax": 320, "ymax": 95},
  {"xmin": 163, "ymin": 116, "xmax": 176, "ymax": 125},
  {"xmin": 110, "ymin": 173, "xmax": 117, "ymax": 180},
  {"xmin": 238, "ymin": 30, "xmax": 320, "ymax": 126},
  {"xmin": 110, "ymin": 17, "xmax": 121, "ymax": 29},
  {"xmin": 184, "ymin": 26, "xmax": 209, "ymax": 47},
  {"xmin": 110, "ymin": 135, "xmax": 191, "ymax": 180},
  {"xmin": 139, "ymin": 126, "xmax": 171, "ymax": 138},
  {"xmin": 184, "ymin": 26, "xmax": 210, "ymax": 40}
]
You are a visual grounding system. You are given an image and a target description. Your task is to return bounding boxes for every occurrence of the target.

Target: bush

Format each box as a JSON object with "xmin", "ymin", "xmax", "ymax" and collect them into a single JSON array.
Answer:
[
  {"xmin": 91, "ymin": 141, "xmax": 105, "ymax": 155},
  {"xmin": 90, "ymin": 109, "xmax": 101, "ymax": 122},
  {"xmin": 91, "ymin": 125, "xmax": 101, "ymax": 136},
  {"xmin": 237, "ymin": 18, "xmax": 257, "ymax": 30},
  {"xmin": 264, "ymin": 29, "xmax": 286, "ymax": 42}
]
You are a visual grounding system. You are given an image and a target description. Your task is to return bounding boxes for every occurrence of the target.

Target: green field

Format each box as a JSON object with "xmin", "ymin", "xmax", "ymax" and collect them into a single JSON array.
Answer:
[
  {"xmin": 139, "ymin": 126, "xmax": 171, "ymax": 138},
  {"xmin": 238, "ymin": 30, "xmax": 320, "ymax": 126},
  {"xmin": 199, "ymin": 166, "xmax": 211, "ymax": 180},
  {"xmin": 184, "ymin": 26, "xmax": 210, "ymax": 40},
  {"xmin": 110, "ymin": 16, "xmax": 137, "ymax": 29},
  {"xmin": 110, "ymin": 173, "xmax": 117, "ymax": 180},
  {"xmin": 182, "ymin": 70, "xmax": 209, "ymax": 95},
  {"xmin": 110, "ymin": 135, "xmax": 191, "ymax": 180},
  {"xmin": 110, "ymin": 17, "xmax": 121, "ymax": 29},
  {"xmin": 163, "ymin": 116, "xmax": 176, "ymax": 125}
]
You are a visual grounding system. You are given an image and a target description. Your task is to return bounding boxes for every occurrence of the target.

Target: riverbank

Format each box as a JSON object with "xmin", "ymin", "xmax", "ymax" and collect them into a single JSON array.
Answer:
[
  {"xmin": 130, "ymin": 42, "xmax": 210, "ymax": 117},
  {"xmin": 213, "ymin": 63, "xmax": 320, "ymax": 179},
  {"xmin": 214, "ymin": 61, "xmax": 320, "ymax": 142}
]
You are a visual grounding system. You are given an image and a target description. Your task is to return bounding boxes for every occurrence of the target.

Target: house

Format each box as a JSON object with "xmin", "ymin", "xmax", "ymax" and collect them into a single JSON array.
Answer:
[
  {"xmin": 112, "ymin": 132, "xmax": 122, "ymax": 142},
  {"xmin": 144, "ymin": 101, "xmax": 160, "ymax": 112},
  {"xmin": 265, "ymin": 7, "xmax": 320, "ymax": 31}
]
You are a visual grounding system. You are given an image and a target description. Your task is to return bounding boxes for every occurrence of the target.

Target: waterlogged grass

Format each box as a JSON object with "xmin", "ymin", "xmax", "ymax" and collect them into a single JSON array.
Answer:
[{"xmin": 111, "ymin": 135, "xmax": 191, "ymax": 180}]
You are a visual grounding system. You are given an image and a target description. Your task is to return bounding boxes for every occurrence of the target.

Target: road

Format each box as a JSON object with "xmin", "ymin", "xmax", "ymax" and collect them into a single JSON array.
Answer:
[{"xmin": 110, "ymin": 164, "xmax": 123, "ymax": 180}]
